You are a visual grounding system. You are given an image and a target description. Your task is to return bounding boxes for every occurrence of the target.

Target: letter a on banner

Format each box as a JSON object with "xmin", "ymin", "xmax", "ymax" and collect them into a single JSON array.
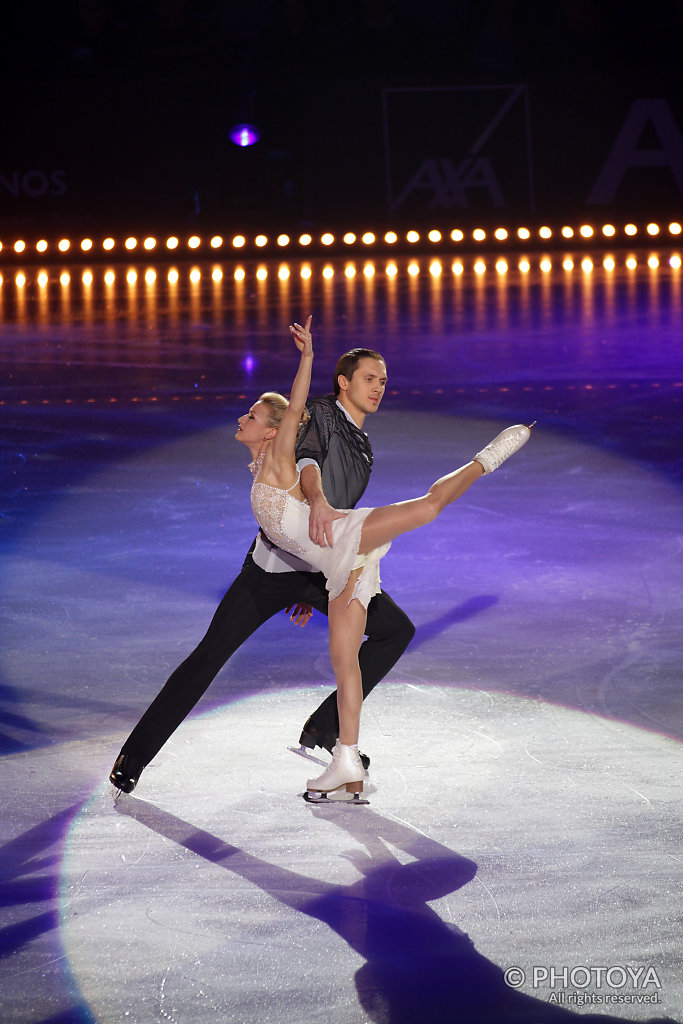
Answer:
[{"xmin": 587, "ymin": 98, "xmax": 683, "ymax": 204}]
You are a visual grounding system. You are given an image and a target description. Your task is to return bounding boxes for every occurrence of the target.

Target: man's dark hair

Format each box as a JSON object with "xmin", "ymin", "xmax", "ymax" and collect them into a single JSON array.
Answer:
[{"xmin": 333, "ymin": 348, "xmax": 386, "ymax": 397}]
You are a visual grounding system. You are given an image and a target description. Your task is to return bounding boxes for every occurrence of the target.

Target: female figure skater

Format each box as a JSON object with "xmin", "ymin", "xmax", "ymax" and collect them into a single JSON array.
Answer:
[{"xmin": 237, "ymin": 317, "xmax": 532, "ymax": 801}]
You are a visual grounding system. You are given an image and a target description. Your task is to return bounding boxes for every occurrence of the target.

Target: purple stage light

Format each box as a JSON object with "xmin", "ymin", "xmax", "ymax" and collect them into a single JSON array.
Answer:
[
  {"xmin": 230, "ymin": 124, "xmax": 260, "ymax": 147},
  {"xmin": 243, "ymin": 355, "xmax": 255, "ymax": 373}
]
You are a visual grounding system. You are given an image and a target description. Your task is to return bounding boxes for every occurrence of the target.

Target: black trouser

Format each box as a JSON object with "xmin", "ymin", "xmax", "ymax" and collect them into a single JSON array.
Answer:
[{"xmin": 120, "ymin": 553, "xmax": 415, "ymax": 764}]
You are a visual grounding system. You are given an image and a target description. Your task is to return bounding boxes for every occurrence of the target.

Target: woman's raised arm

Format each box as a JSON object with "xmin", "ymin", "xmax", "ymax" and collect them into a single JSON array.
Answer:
[{"xmin": 270, "ymin": 315, "xmax": 313, "ymax": 463}]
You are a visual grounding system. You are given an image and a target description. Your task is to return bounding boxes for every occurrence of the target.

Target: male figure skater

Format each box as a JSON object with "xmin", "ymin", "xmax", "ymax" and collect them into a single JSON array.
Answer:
[{"xmin": 110, "ymin": 341, "xmax": 415, "ymax": 793}]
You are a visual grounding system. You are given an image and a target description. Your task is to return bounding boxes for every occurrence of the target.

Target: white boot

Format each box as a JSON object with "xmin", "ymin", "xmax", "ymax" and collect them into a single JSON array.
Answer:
[
  {"xmin": 474, "ymin": 423, "xmax": 533, "ymax": 475},
  {"xmin": 306, "ymin": 739, "xmax": 364, "ymax": 796}
]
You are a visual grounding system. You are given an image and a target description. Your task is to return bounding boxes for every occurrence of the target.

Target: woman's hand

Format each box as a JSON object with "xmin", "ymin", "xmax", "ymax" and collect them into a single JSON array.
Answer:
[{"xmin": 289, "ymin": 315, "xmax": 313, "ymax": 356}]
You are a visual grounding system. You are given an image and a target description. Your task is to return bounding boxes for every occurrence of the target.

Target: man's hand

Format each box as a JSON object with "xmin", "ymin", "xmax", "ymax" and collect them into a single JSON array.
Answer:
[
  {"xmin": 308, "ymin": 492, "xmax": 347, "ymax": 548},
  {"xmin": 285, "ymin": 603, "xmax": 313, "ymax": 627}
]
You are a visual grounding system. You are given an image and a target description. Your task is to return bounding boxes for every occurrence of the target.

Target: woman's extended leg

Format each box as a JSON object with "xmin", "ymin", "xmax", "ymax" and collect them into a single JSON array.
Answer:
[
  {"xmin": 358, "ymin": 459, "xmax": 484, "ymax": 555},
  {"xmin": 358, "ymin": 422, "xmax": 531, "ymax": 555}
]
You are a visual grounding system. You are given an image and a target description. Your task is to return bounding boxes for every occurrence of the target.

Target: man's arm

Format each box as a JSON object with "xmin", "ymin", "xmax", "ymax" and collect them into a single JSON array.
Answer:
[{"xmin": 300, "ymin": 463, "xmax": 346, "ymax": 548}]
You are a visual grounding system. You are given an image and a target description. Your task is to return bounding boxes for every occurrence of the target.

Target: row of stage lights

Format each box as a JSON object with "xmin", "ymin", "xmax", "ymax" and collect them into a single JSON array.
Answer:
[
  {"xmin": 3, "ymin": 253, "xmax": 681, "ymax": 290},
  {"xmin": 2, "ymin": 222, "xmax": 682, "ymax": 259}
]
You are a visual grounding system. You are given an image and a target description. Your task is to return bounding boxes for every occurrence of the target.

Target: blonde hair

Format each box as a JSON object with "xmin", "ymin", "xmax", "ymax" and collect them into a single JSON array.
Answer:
[{"xmin": 258, "ymin": 392, "xmax": 310, "ymax": 429}]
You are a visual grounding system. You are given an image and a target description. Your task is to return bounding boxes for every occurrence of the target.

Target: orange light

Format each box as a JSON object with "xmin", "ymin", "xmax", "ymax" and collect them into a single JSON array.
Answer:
[
  {"xmin": 125, "ymin": 238, "xmax": 137, "ymax": 250},
  {"xmin": 343, "ymin": 232, "xmax": 357, "ymax": 244},
  {"xmin": 212, "ymin": 267, "xmax": 223, "ymax": 282},
  {"xmin": 669, "ymin": 222, "xmax": 682, "ymax": 235},
  {"xmin": 145, "ymin": 269, "xmax": 156, "ymax": 284},
  {"xmin": 428, "ymin": 229, "xmax": 442, "ymax": 242},
  {"xmin": 143, "ymin": 237, "xmax": 156, "ymax": 250},
  {"xmin": 473, "ymin": 229, "xmax": 486, "ymax": 241},
  {"xmin": 406, "ymin": 231, "xmax": 420, "ymax": 243},
  {"xmin": 602, "ymin": 224, "xmax": 616, "ymax": 237},
  {"xmin": 625, "ymin": 256, "xmax": 637, "ymax": 270},
  {"xmin": 624, "ymin": 223, "xmax": 637, "ymax": 236},
  {"xmin": 648, "ymin": 254, "xmax": 659, "ymax": 268},
  {"xmin": 562, "ymin": 258, "xmax": 574, "ymax": 271},
  {"xmin": 58, "ymin": 238, "xmax": 70, "ymax": 252},
  {"xmin": 38, "ymin": 271, "xmax": 48, "ymax": 287},
  {"xmin": 210, "ymin": 236, "xmax": 223, "ymax": 248},
  {"xmin": 190, "ymin": 268, "xmax": 201, "ymax": 282},
  {"xmin": 474, "ymin": 260, "xmax": 486, "ymax": 274},
  {"xmin": 580, "ymin": 224, "xmax": 594, "ymax": 238},
  {"xmin": 14, "ymin": 240, "xmax": 26, "ymax": 253},
  {"xmin": 384, "ymin": 231, "xmax": 397, "ymax": 244},
  {"xmin": 36, "ymin": 239, "xmax": 48, "ymax": 252},
  {"xmin": 168, "ymin": 269, "xmax": 179, "ymax": 284},
  {"xmin": 188, "ymin": 236, "xmax": 201, "ymax": 249},
  {"xmin": 255, "ymin": 235, "xmax": 268, "ymax": 247},
  {"xmin": 603, "ymin": 256, "xmax": 615, "ymax": 271},
  {"xmin": 126, "ymin": 269, "xmax": 137, "ymax": 283},
  {"xmin": 450, "ymin": 229, "xmax": 464, "ymax": 242},
  {"xmin": 345, "ymin": 264, "xmax": 356, "ymax": 279},
  {"xmin": 299, "ymin": 234, "xmax": 312, "ymax": 246},
  {"xmin": 429, "ymin": 260, "xmax": 442, "ymax": 276},
  {"xmin": 581, "ymin": 258, "xmax": 593, "ymax": 273},
  {"xmin": 518, "ymin": 259, "xmax": 530, "ymax": 273},
  {"xmin": 670, "ymin": 254, "xmax": 682, "ymax": 269},
  {"xmin": 232, "ymin": 235, "xmax": 246, "ymax": 248},
  {"xmin": 256, "ymin": 266, "xmax": 267, "ymax": 280},
  {"xmin": 539, "ymin": 226, "xmax": 552, "ymax": 239},
  {"xmin": 363, "ymin": 263, "xmax": 375, "ymax": 278},
  {"xmin": 82, "ymin": 270, "xmax": 93, "ymax": 286},
  {"xmin": 540, "ymin": 258, "xmax": 552, "ymax": 272},
  {"xmin": 452, "ymin": 260, "xmax": 464, "ymax": 275},
  {"xmin": 277, "ymin": 234, "xmax": 290, "ymax": 246},
  {"xmin": 321, "ymin": 233, "xmax": 334, "ymax": 246},
  {"xmin": 81, "ymin": 238, "xmax": 93, "ymax": 251},
  {"xmin": 495, "ymin": 259, "xmax": 508, "ymax": 274},
  {"xmin": 517, "ymin": 227, "xmax": 531, "ymax": 240},
  {"xmin": 60, "ymin": 272, "xmax": 70, "ymax": 286},
  {"xmin": 278, "ymin": 265, "xmax": 290, "ymax": 281},
  {"xmin": 646, "ymin": 223, "xmax": 660, "ymax": 236},
  {"xmin": 362, "ymin": 232, "xmax": 376, "ymax": 245},
  {"xmin": 234, "ymin": 267, "xmax": 246, "ymax": 281},
  {"xmin": 562, "ymin": 226, "xmax": 574, "ymax": 238},
  {"xmin": 16, "ymin": 272, "xmax": 27, "ymax": 286},
  {"xmin": 166, "ymin": 236, "xmax": 179, "ymax": 249},
  {"xmin": 385, "ymin": 262, "xmax": 397, "ymax": 277},
  {"xmin": 494, "ymin": 228, "xmax": 508, "ymax": 240},
  {"xmin": 408, "ymin": 262, "xmax": 419, "ymax": 276},
  {"xmin": 322, "ymin": 265, "xmax": 334, "ymax": 279},
  {"xmin": 300, "ymin": 264, "xmax": 312, "ymax": 278},
  {"xmin": 105, "ymin": 270, "xmax": 116, "ymax": 285},
  {"xmin": 103, "ymin": 238, "xmax": 115, "ymax": 250}
]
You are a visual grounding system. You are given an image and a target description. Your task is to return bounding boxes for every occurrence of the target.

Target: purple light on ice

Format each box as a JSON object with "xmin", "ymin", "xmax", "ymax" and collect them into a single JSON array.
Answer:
[{"xmin": 230, "ymin": 124, "xmax": 260, "ymax": 147}]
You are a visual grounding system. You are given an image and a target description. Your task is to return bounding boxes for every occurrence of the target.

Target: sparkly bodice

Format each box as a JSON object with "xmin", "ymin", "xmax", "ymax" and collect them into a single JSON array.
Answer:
[{"xmin": 250, "ymin": 469, "xmax": 313, "ymax": 562}]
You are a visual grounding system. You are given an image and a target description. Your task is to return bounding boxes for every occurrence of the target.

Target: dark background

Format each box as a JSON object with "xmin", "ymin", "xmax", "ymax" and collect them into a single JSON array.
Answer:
[{"xmin": 2, "ymin": 1, "xmax": 682, "ymax": 235}]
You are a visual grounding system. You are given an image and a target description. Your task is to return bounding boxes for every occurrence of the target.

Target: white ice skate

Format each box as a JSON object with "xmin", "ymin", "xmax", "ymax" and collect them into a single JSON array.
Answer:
[
  {"xmin": 303, "ymin": 739, "xmax": 368, "ymax": 804},
  {"xmin": 474, "ymin": 422, "xmax": 535, "ymax": 475}
]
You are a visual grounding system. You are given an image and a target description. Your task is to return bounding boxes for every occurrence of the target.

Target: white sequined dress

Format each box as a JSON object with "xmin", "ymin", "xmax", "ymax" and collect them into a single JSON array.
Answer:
[{"xmin": 250, "ymin": 462, "xmax": 390, "ymax": 608}]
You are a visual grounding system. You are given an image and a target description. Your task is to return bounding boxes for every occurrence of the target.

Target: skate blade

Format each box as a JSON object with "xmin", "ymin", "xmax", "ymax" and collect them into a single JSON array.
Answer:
[
  {"xmin": 302, "ymin": 791, "xmax": 369, "ymax": 806},
  {"xmin": 288, "ymin": 745, "xmax": 329, "ymax": 767}
]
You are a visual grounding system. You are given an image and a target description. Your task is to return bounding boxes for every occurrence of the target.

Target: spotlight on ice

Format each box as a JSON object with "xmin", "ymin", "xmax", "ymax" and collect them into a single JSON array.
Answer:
[{"xmin": 230, "ymin": 124, "xmax": 260, "ymax": 147}]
